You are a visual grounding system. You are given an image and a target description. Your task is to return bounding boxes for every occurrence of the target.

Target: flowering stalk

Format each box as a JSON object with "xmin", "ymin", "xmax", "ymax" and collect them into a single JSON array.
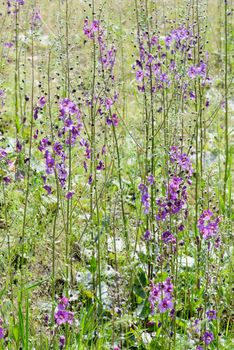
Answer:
[
  {"xmin": 223, "ymin": 0, "xmax": 229, "ymax": 213},
  {"xmin": 65, "ymin": 0, "xmax": 71, "ymax": 297},
  {"xmin": 19, "ymin": 22, "xmax": 35, "ymax": 349}
]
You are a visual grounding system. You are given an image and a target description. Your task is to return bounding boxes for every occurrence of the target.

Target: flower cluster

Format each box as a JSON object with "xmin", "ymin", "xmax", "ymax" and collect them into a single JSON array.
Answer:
[
  {"xmin": 38, "ymin": 98, "xmax": 82, "ymax": 193},
  {"xmin": 156, "ymin": 146, "xmax": 193, "ymax": 222},
  {"xmin": 0, "ymin": 147, "xmax": 15, "ymax": 184},
  {"xmin": 83, "ymin": 18, "xmax": 102, "ymax": 39},
  {"xmin": 197, "ymin": 210, "xmax": 220, "ymax": 240},
  {"xmin": 84, "ymin": 18, "xmax": 116, "ymax": 75},
  {"xmin": 138, "ymin": 183, "xmax": 150, "ymax": 214},
  {"xmin": 188, "ymin": 62, "xmax": 207, "ymax": 79},
  {"xmin": 133, "ymin": 25, "xmax": 210, "ymax": 100},
  {"xmin": 54, "ymin": 296, "xmax": 74, "ymax": 326},
  {"xmin": 190, "ymin": 318, "xmax": 216, "ymax": 350},
  {"xmin": 7, "ymin": 0, "xmax": 24, "ymax": 14},
  {"xmin": 31, "ymin": 8, "xmax": 42, "ymax": 30},
  {"xmin": 149, "ymin": 278, "xmax": 174, "ymax": 314}
]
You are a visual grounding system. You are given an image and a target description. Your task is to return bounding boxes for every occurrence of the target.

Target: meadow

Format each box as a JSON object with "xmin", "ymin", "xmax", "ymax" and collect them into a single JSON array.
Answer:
[{"xmin": 0, "ymin": 0, "xmax": 233, "ymax": 349}]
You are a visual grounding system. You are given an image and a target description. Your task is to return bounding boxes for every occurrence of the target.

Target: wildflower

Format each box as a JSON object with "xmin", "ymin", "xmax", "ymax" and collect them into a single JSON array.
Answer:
[
  {"xmin": 32, "ymin": 8, "xmax": 42, "ymax": 29},
  {"xmin": 105, "ymin": 98, "xmax": 113, "ymax": 110},
  {"xmin": 143, "ymin": 229, "xmax": 151, "ymax": 240},
  {"xmin": 66, "ymin": 191, "xmax": 75, "ymax": 200},
  {"xmin": 147, "ymin": 174, "xmax": 155, "ymax": 185},
  {"xmin": 206, "ymin": 310, "xmax": 217, "ymax": 321},
  {"xmin": 151, "ymin": 36, "xmax": 158, "ymax": 46},
  {"xmin": 138, "ymin": 183, "xmax": 150, "ymax": 214},
  {"xmin": 136, "ymin": 70, "xmax": 144, "ymax": 82},
  {"xmin": 0, "ymin": 327, "xmax": 4, "ymax": 339},
  {"xmin": 54, "ymin": 297, "xmax": 74, "ymax": 326},
  {"xmin": 111, "ymin": 114, "xmax": 119, "ymax": 127},
  {"xmin": 54, "ymin": 310, "xmax": 69, "ymax": 325},
  {"xmin": 38, "ymin": 96, "xmax": 46, "ymax": 108},
  {"xmin": 88, "ymin": 175, "xmax": 93, "ymax": 185},
  {"xmin": 53, "ymin": 142, "xmax": 64, "ymax": 156},
  {"xmin": 189, "ymin": 91, "xmax": 196, "ymax": 100},
  {"xmin": 34, "ymin": 107, "xmax": 39, "ymax": 120},
  {"xmin": 59, "ymin": 335, "xmax": 66, "ymax": 349},
  {"xmin": 0, "ymin": 148, "xmax": 7, "ymax": 159},
  {"xmin": 149, "ymin": 278, "xmax": 174, "ymax": 314},
  {"xmin": 198, "ymin": 210, "xmax": 220, "ymax": 239},
  {"xmin": 16, "ymin": 139, "xmax": 22, "ymax": 152},
  {"xmin": 96, "ymin": 160, "xmax": 105, "ymax": 170},
  {"xmin": 38, "ymin": 138, "xmax": 50, "ymax": 152},
  {"xmin": 161, "ymin": 231, "xmax": 176, "ymax": 244},
  {"xmin": 43, "ymin": 185, "xmax": 52, "ymax": 194},
  {"xmin": 45, "ymin": 151, "xmax": 55, "ymax": 174},
  {"xmin": 3, "ymin": 176, "xmax": 12, "ymax": 184},
  {"xmin": 202, "ymin": 331, "xmax": 214, "ymax": 345},
  {"xmin": 158, "ymin": 298, "xmax": 174, "ymax": 313},
  {"xmin": 56, "ymin": 163, "xmax": 67, "ymax": 187},
  {"xmin": 4, "ymin": 42, "xmax": 13, "ymax": 48},
  {"xmin": 60, "ymin": 296, "xmax": 69, "ymax": 307}
]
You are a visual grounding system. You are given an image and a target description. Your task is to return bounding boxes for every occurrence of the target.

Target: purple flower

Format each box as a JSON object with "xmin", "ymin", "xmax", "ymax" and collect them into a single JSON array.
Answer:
[
  {"xmin": 32, "ymin": 8, "xmax": 42, "ymax": 29},
  {"xmin": 4, "ymin": 42, "xmax": 13, "ymax": 48},
  {"xmin": 53, "ymin": 142, "xmax": 63, "ymax": 156},
  {"xmin": 188, "ymin": 62, "xmax": 207, "ymax": 79},
  {"xmin": 33, "ymin": 129, "xmax": 38, "ymax": 139},
  {"xmin": 59, "ymin": 335, "xmax": 66, "ymax": 349},
  {"xmin": 136, "ymin": 70, "xmax": 144, "ymax": 82},
  {"xmin": 189, "ymin": 91, "xmax": 196, "ymax": 100},
  {"xmin": 45, "ymin": 151, "xmax": 55, "ymax": 174},
  {"xmin": 0, "ymin": 148, "xmax": 7, "ymax": 159},
  {"xmin": 56, "ymin": 163, "xmax": 67, "ymax": 187},
  {"xmin": 43, "ymin": 185, "xmax": 52, "ymax": 194},
  {"xmin": 158, "ymin": 298, "xmax": 174, "ymax": 313},
  {"xmin": 16, "ymin": 139, "xmax": 22, "ymax": 152},
  {"xmin": 54, "ymin": 310, "xmax": 68, "ymax": 325},
  {"xmin": 59, "ymin": 98, "xmax": 78, "ymax": 118},
  {"xmin": 34, "ymin": 107, "xmax": 39, "ymax": 120},
  {"xmin": 188, "ymin": 65, "xmax": 198, "ymax": 79},
  {"xmin": 138, "ymin": 183, "xmax": 150, "ymax": 214},
  {"xmin": 149, "ymin": 283, "xmax": 161, "ymax": 313},
  {"xmin": 105, "ymin": 98, "xmax": 113, "ymax": 110},
  {"xmin": 0, "ymin": 327, "xmax": 4, "ymax": 339},
  {"xmin": 38, "ymin": 138, "xmax": 50, "ymax": 152},
  {"xmin": 206, "ymin": 309, "xmax": 217, "ymax": 321},
  {"xmin": 178, "ymin": 153, "xmax": 193, "ymax": 175},
  {"xmin": 111, "ymin": 114, "xmax": 119, "ymax": 127},
  {"xmin": 64, "ymin": 118, "xmax": 73, "ymax": 131},
  {"xmin": 149, "ymin": 278, "xmax": 174, "ymax": 314},
  {"xmin": 66, "ymin": 191, "xmax": 75, "ymax": 200},
  {"xmin": 162, "ymin": 231, "xmax": 176, "ymax": 244},
  {"xmin": 38, "ymin": 96, "xmax": 46, "ymax": 108},
  {"xmin": 3, "ymin": 176, "xmax": 12, "ymax": 184},
  {"xmin": 202, "ymin": 331, "xmax": 214, "ymax": 345},
  {"xmin": 196, "ymin": 346, "xmax": 203, "ymax": 350},
  {"xmin": 88, "ymin": 175, "xmax": 93, "ymax": 185},
  {"xmin": 143, "ymin": 229, "xmax": 151, "ymax": 240},
  {"xmin": 147, "ymin": 174, "xmax": 155, "ymax": 185},
  {"xmin": 198, "ymin": 210, "xmax": 220, "ymax": 239},
  {"xmin": 151, "ymin": 36, "xmax": 158, "ymax": 45},
  {"xmin": 96, "ymin": 160, "xmax": 105, "ymax": 170},
  {"xmin": 60, "ymin": 296, "xmax": 69, "ymax": 308}
]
